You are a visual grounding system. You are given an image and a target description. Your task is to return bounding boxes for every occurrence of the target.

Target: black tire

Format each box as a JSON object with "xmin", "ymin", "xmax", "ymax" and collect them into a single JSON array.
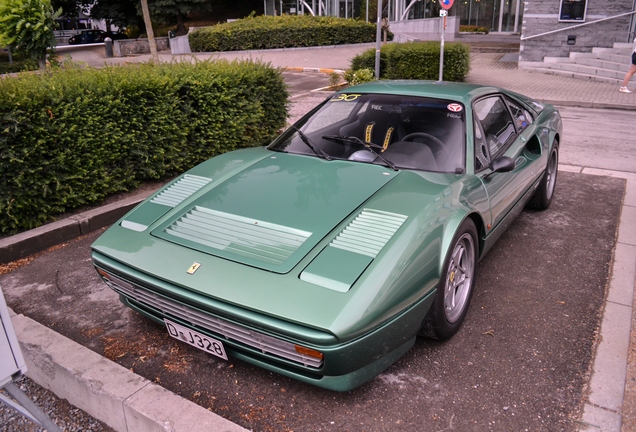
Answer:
[
  {"xmin": 420, "ymin": 218, "xmax": 478, "ymax": 340},
  {"xmin": 527, "ymin": 144, "xmax": 558, "ymax": 210}
]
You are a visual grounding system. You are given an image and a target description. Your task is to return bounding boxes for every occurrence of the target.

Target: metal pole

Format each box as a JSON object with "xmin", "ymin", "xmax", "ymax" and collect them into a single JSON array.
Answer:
[
  {"xmin": 3, "ymin": 382, "xmax": 63, "ymax": 432},
  {"xmin": 7, "ymin": 46, "xmax": 12, "ymax": 64},
  {"xmin": 498, "ymin": 0, "xmax": 504, "ymax": 32},
  {"xmin": 513, "ymin": 0, "xmax": 520, "ymax": 33},
  {"xmin": 476, "ymin": 4, "xmax": 479, "ymax": 27},
  {"xmin": 630, "ymin": 0, "xmax": 636, "ymax": 42},
  {"xmin": 505, "ymin": 0, "xmax": 512, "ymax": 31},
  {"xmin": 438, "ymin": 12, "xmax": 446, "ymax": 81},
  {"xmin": 366, "ymin": 0, "xmax": 369, "ymax": 22},
  {"xmin": 375, "ymin": 0, "xmax": 383, "ymax": 79}
]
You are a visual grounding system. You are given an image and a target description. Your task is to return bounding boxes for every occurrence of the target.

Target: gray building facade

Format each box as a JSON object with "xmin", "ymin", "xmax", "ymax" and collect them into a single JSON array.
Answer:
[{"xmin": 520, "ymin": 0, "xmax": 636, "ymax": 64}]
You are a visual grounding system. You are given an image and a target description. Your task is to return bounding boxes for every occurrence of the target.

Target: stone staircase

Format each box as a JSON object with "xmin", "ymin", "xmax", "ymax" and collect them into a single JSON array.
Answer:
[{"xmin": 521, "ymin": 42, "xmax": 636, "ymax": 89}]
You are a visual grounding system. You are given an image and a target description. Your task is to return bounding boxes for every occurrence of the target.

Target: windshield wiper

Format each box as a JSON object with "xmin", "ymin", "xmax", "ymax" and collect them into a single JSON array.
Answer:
[
  {"xmin": 322, "ymin": 135, "xmax": 398, "ymax": 171},
  {"xmin": 291, "ymin": 126, "xmax": 331, "ymax": 161}
]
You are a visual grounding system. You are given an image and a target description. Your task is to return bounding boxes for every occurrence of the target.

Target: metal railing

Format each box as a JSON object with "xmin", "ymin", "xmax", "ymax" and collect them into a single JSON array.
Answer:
[
  {"xmin": 630, "ymin": 0, "xmax": 636, "ymax": 42},
  {"xmin": 521, "ymin": 10, "xmax": 636, "ymax": 42}
]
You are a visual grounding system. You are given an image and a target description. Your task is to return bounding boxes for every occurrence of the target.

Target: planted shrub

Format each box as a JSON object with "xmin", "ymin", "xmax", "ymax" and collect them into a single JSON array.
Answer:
[
  {"xmin": 350, "ymin": 41, "xmax": 470, "ymax": 82},
  {"xmin": 0, "ymin": 52, "xmax": 38, "ymax": 74},
  {"xmin": 0, "ymin": 59, "xmax": 288, "ymax": 235},
  {"xmin": 344, "ymin": 68, "xmax": 375, "ymax": 85},
  {"xmin": 460, "ymin": 25, "xmax": 489, "ymax": 34},
  {"xmin": 189, "ymin": 15, "xmax": 391, "ymax": 52}
]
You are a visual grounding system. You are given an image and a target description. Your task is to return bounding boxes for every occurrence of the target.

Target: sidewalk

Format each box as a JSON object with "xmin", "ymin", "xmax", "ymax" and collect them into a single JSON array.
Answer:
[
  {"xmin": 2, "ymin": 44, "xmax": 636, "ymax": 432},
  {"xmin": 63, "ymin": 43, "xmax": 636, "ymax": 109}
]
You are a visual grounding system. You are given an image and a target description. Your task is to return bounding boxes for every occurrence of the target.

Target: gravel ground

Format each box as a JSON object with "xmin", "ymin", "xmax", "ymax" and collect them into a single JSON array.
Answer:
[{"xmin": 0, "ymin": 376, "xmax": 114, "ymax": 432}]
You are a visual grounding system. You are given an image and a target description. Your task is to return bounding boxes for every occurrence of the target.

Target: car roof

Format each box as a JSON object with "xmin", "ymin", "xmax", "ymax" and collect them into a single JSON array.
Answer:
[{"xmin": 341, "ymin": 80, "xmax": 504, "ymax": 107}]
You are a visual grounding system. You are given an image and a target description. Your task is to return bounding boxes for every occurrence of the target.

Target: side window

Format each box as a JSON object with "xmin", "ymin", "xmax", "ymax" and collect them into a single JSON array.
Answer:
[
  {"xmin": 505, "ymin": 98, "xmax": 533, "ymax": 132},
  {"xmin": 473, "ymin": 96, "xmax": 516, "ymax": 159},
  {"xmin": 473, "ymin": 114, "xmax": 490, "ymax": 171}
]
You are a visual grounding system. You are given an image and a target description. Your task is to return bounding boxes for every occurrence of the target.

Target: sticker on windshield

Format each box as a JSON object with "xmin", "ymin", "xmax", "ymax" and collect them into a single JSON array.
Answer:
[
  {"xmin": 447, "ymin": 103, "xmax": 463, "ymax": 112},
  {"xmin": 331, "ymin": 94, "xmax": 361, "ymax": 102}
]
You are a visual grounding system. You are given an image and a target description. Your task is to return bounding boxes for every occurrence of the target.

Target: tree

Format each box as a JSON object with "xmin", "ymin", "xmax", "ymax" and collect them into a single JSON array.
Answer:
[
  {"xmin": 89, "ymin": 0, "xmax": 142, "ymax": 32},
  {"xmin": 145, "ymin": 0, "xmax": 211, "ymax": 36},
  {"xmin": 51, "ymin": 0, "xmax": 81, "ymax": 17},
  {"xmin": 140, "ymin": 0, "xmax": 158, "ymax": 61},
  {"xmin": 0, "ymin": 0, "xmax": 61, "ymax": 69}
]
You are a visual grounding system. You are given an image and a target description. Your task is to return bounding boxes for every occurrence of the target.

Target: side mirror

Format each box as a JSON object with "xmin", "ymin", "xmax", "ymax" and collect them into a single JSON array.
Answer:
[{"xmin": 483, "ymin": 156, "xmax": 515, "ymax": 179}]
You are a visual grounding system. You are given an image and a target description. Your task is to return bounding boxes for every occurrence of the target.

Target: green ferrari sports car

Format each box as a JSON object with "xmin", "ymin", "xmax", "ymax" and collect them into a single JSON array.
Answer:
[{"xmin": 92, "ymin": 80, "xmax": 562, "ymax": 391}]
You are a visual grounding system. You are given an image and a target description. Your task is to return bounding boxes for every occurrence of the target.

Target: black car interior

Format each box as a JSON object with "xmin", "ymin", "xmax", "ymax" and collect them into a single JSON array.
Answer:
[{"xmin": 272, "ymin": 94, "xmax": 466, "ymax": 173}]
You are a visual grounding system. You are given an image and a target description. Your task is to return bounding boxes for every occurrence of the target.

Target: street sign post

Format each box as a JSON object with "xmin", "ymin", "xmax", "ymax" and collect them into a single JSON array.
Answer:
[
  {"xmin": 375, "ymin": 0, "xmax": 383, "ymax": 79},
  {"xmin": 437, "ymin": 0, "xmax": 453, "ymax": 82}
]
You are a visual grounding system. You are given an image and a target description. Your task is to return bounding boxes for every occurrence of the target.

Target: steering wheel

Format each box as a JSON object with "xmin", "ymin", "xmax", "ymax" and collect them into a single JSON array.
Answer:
[
  {"xmin": 401, "ymin": 132, "xmax": 448, "ymax": 161},
  {"xmin": 402, "ymin": 132, "xmax": 446, "ymax": 150}
]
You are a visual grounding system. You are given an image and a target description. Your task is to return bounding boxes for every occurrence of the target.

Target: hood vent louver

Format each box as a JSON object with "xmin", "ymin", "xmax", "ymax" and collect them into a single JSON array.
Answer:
[
  {"xmin": 151, "ymin": 175, "xmax": 212, "ymax": 208},
  {"xmin": 164, "ymin": 207, "xmax": 312, "ymax": 266},
  {"xmin": 330, "ymin": 209, "xmax": 407, "ymax": 258}
]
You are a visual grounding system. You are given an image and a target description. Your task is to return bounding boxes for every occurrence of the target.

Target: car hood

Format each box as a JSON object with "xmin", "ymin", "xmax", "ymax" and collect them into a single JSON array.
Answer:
[
  {"xmin": 92, "ymin": 148, "xmax": 478, "ymax": 339},
  {"xmin": 150, "ymin": 152, "xmax": 397, "ymax": 273}
]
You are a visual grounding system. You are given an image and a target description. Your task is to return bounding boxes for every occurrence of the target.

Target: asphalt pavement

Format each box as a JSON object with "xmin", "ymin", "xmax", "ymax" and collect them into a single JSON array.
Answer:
[{"xmin": 1, "ymin": 43, "xmax": 635, "ymax": 431}]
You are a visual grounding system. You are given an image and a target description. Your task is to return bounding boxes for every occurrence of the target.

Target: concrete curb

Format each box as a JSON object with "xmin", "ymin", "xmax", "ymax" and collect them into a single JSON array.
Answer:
[
  {"xmin": 10, "ymin": 310, "xmax": 247, "ymax": 432},
  {"xmin": 564, "ymin": 173, "xmax": 635, "ymax": 431},
  {"xmin": 544, "ymin": 100, "xmax": 636, "ymax": 111},
  {"xmin": 283, "ymin": 66, "xmax": 346, "ymax": 75},
  {"xmin": 0, "ymin": 192, "xmax": 154, "ymax": 265}
]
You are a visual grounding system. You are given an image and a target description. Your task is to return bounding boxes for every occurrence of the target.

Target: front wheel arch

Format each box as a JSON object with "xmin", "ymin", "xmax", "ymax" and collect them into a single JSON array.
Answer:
[{"xmin": 420, "ymin": 218, "xmax": 478, "ymax": 340}]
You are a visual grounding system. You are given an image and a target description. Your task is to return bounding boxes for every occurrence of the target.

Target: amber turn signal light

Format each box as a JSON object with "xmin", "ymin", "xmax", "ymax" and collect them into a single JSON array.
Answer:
[{"xmin": 295, "ymin": 345, "xmax": 324, "ymax": 359}]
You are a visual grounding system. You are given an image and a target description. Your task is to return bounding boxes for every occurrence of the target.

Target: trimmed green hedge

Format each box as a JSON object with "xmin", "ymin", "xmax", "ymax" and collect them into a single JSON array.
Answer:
[
  {"xmin": 0, "ymin": 60, "xmax": 288, "ymax": 235},
  {"xmin": 189, "ymin": 15, "xmax": 391, "ymax": 52},
  {"xmin": 460, "ymin": 25, "xmax": 489, "ymax": 34},
  {"xmin": 350, "ymin": 41, "xmax": 471, "ymax": 81},
  {"xmin": 0, "ymin": 52, "xmax": 38, "ymax": 74}
]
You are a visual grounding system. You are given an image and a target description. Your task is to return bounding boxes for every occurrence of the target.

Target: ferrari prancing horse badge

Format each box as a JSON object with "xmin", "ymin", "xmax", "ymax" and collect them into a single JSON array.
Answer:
[{"xmin": 187, "ymin": 262, "xmax": 202, "ymax": 275}]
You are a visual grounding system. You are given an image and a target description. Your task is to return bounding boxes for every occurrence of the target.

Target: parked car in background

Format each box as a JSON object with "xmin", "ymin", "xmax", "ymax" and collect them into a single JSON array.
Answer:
[
  {"xmin": 104, "ymin": 31, "xmax": 129, "ymax": 41},
  {"xmin": 92, "ymin": 81, "xmax": 562, "ymax": 392},
  {"xmin": 68, "ymin": 29, "xmax": 106, "ymax": 45}
]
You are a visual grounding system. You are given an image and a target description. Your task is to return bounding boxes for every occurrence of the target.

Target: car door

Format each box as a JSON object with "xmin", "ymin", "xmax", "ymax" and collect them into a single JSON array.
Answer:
[{"xmin": 473, "ymin": 95, "xmax": 538, "ymax": 230}]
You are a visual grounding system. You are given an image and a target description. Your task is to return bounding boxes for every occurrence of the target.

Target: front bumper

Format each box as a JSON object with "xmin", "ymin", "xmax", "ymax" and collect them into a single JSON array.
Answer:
[{"xmin": 92, "ymin": 251, "xmax": 435, "ymax": 391}]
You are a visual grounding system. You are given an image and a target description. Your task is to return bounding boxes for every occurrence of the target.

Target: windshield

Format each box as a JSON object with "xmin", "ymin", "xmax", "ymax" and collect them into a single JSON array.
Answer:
[{"xmin": 269, "ymin": 93, "xmax": 466, "ymax": 173}]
